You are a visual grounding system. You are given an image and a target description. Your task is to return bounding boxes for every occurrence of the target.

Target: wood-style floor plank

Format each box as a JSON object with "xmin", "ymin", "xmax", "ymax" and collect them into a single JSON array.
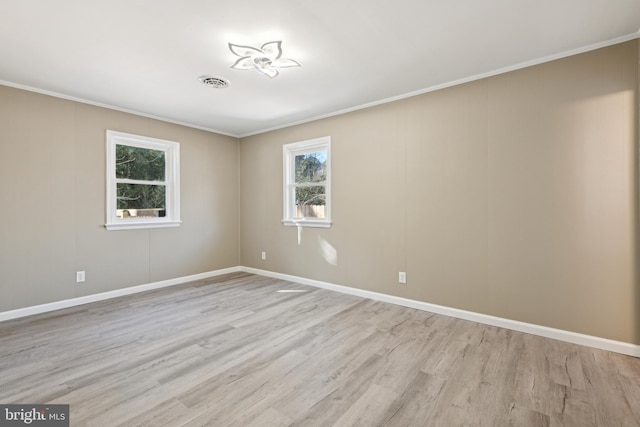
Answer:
[{"xmin": 0, "ymin": 272, "xmax": 638, "ymax": 426}]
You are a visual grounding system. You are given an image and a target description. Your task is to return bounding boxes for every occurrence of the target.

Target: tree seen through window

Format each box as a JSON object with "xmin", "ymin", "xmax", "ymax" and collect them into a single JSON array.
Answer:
[
  {"xmin": 115, "ymin": 144, "xmax": 166, "ymax": 215},
  {"xmin": 294, "ymin": 151, "xmax": 327, "ymax": 215}
]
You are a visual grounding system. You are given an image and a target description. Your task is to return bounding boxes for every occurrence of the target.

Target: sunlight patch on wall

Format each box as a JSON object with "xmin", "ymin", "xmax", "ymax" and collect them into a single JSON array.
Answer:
[{"xmin": 317, "ymin": 236, "xmax": 338, "ymax": 266}]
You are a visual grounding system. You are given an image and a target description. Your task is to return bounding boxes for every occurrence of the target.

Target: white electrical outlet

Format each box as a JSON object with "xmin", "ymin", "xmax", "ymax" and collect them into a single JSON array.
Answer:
[
  {"xmin": 261, "ymin": 251, "xmax": 267, "ymax": 260},
  {"xmin": 398, "ymin": 272, "xmax": 407, "ymax": 284},
  {"xmin": 76, "ymin": 271, "xmax": 86, "ymax": 283}
]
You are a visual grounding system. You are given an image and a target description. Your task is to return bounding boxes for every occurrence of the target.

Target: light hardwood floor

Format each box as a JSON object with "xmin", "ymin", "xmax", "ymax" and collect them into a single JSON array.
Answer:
[{"xmin": 0, "ymin": 272, "xmax": 639, "ymax": 426}]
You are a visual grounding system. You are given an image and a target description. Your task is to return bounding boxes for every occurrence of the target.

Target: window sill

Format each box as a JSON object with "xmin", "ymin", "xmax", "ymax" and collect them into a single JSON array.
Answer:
[
  {"xmin": 282, "ymin": 219, "xmax": 332, "ymax": 228},
  {"xmin": 105, "ymin": 220, "xmax": 182, "ymax": 231}
]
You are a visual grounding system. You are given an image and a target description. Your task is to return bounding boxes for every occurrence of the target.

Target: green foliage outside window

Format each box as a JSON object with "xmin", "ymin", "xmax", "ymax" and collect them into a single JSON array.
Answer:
[
  {"xmin": 116, "ymin": 145, "xmax": 166, "ymax": 210},
  {"xmin": 294, "ymin": 152, "xmax": 326, "ymax": 207}
]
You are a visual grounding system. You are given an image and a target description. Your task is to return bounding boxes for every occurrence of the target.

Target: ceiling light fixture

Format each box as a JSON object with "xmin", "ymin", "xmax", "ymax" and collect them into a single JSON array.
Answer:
[{"xmin": 228, "ymin": 41, "xmax": 301, "ymax": 79}]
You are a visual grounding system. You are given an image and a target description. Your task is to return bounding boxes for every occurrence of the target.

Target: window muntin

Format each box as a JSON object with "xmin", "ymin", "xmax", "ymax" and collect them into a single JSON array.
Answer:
[
  {"xmin": 106, "ymin": 131, "xmax": 180, "ymax": 230},
  {"xmin": 283, "ymin": 137, "xmax": 331, "ymax": 228}
]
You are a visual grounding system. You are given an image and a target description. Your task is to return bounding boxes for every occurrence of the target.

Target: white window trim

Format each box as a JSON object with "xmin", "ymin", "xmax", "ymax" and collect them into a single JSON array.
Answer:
[
  {"xmin": 105, "ymin": 130, "xmax": 181, "ymax": 231},
  {"xmin": 282, "ymin": 136, "xmax": 331, "ymax": 228}
]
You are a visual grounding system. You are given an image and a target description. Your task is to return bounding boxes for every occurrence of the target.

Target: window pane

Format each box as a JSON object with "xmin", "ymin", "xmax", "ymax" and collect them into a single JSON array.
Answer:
[
  {"xmin": 295, "ymin": 186, "xmax": 326, "ymax": 218},
  {"xmin": 295, "ymin": 151, "xmax": 327, "ymax": 184},
  {"xmin": 117, "ymin": 183, "xmax": 166, "ymax": 218},
  {"xmin": 116, "ymin": 144, "xmax": 165, "ymax": 181}
]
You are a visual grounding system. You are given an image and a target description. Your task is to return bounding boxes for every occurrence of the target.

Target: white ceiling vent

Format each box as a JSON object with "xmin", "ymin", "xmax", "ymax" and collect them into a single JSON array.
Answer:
[{"xmin": 198, "ymin": 75, "xmax": 229, "ymax": 89}]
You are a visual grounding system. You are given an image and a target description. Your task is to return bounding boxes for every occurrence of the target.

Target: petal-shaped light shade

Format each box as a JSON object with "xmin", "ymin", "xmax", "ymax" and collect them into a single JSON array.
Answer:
[
  {"xmin": 230, "ymin": 57, "xmax": 256, "ymax": 70},
  {"xmin": 229, "ymin": 41, "xmax": 300, "ymax": 78},
  {"xmin": 228, "ymin": 43, "xmax": 263, "ymax": 58},
  {"xmin": 260, "ymin": 41, "xmax": 283, "ymax": 59},
  {"xmin": 257, "ymin": 66, "xmax": 279, "ymax": 79},
  {"xmin": 271, "ymin": 58, "xmax": 301, "ymax": 68}
]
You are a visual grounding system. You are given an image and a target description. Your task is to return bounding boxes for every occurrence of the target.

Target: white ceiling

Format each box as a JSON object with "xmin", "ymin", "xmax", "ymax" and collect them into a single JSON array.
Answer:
[{"xmin": 1, "ymin": 1, "xmax": 639, "ymax": 137}]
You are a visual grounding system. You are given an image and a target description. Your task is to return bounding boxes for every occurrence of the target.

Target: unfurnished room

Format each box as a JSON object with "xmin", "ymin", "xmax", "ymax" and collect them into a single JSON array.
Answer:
[{"xmin": 1, "ymin": 1, "xmax": 640, "ymax": 426}]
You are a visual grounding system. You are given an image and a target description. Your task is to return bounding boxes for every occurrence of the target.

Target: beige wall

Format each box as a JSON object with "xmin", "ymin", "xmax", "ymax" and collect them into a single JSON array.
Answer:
[
  {"xmin": 0, "ymin": 86, "xmax": 240, "ymax": 311},
  {"xmin": 240, "ymin": 40, "xmax": 639, "ymax": 344},
  {"xmin": 1, "ymin": 40, "xmax": 637, "ymax": 346}
]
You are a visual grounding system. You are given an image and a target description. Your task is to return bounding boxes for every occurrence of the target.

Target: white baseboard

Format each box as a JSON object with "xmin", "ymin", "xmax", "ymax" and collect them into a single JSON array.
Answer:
[
  {"xmin": 241, "ymin": 267, "xmax": 640, "ymax": 358},
  {"xmin": 2, "ymin": 265, "xmax": 638, "ymax": 357},
  {"xmin": 0, "ymin": 266, "xmax": 242, "ymax": 323}
]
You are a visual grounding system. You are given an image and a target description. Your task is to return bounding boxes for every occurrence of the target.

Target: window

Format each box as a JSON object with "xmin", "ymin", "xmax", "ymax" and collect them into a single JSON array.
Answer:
[
  {"xmin": 105, "ymin": 130, "xmax": 180, "ymax": 230},
  {"xmin": 283, "ymin": 136, "xmax": 331, "ymax": 228}
]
